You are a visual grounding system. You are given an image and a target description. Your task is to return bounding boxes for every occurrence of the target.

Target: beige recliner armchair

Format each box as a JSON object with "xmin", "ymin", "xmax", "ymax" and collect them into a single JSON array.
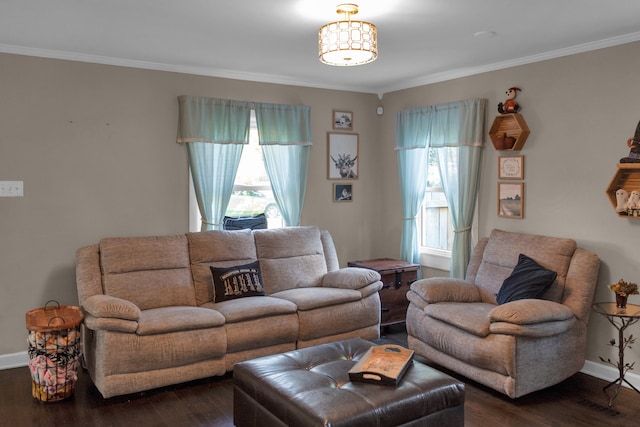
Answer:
[{"xmin": 406, "ymin": 229, "xmax": 600, "ymax": 398}]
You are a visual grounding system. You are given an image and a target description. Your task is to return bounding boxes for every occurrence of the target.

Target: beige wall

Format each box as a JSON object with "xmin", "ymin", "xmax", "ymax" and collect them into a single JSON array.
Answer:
[
  {"xmin": 0, "ymin": 54, "xmax": 382, "ymax": 356},
  {"xmin": 381, "ymin": 41, "xmax": 640, "ymax": 368},
  {"xmin": 2, "ymin": 41, "xmax": 640, "ymax": 373}
]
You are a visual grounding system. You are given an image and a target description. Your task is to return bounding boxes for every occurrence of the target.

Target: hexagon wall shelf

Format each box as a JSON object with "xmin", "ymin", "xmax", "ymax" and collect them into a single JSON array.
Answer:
[
  {"xmin": 489, "ymin": 113, "xmax": 530, "ymax": 151},
  {"xmin": 606, "ymin": 163, "xmax": 640, "ymax": 218}
]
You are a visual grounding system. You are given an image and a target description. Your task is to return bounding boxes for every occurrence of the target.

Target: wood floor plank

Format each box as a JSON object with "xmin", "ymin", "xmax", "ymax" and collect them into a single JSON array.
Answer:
[{"xmin": 2, "ymin": 326, "xmax": 638, "ymax": 426}]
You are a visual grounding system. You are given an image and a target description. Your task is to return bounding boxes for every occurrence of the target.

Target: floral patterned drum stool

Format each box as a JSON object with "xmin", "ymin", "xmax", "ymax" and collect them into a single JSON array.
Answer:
[{"xmin": 26, "ymin": 300, "xmax": 84, "ymax": 402}]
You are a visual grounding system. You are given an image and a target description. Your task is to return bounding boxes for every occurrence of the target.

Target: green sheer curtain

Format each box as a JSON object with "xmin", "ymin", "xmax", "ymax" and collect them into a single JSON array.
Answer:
[
  {"xmin": 254, "ymin": 103, "xmax": 312, "ymax": 226},
  {"xmin": 431, "ymin": 99, "xmax": 486, "ymax": 277},
  {"xmin": 395, "ymin": 98, "xmax": 486, "ymax": 277},
  {"xmin": 437, "ymin": 145, "xmax": 483, "ymax": 277},
  {"xmin": 395, "ymin": 109, "xmax": 431, "ymax": 264},
  {"xmin": 176, "ymin": 96, "xmax": 251, "ymax": 230}
]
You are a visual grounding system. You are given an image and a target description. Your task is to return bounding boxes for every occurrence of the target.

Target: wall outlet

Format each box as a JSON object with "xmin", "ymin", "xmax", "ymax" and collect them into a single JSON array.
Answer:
[{"xmin": 0, "ymin": 181, "xmax": 24, "ymax": 197}]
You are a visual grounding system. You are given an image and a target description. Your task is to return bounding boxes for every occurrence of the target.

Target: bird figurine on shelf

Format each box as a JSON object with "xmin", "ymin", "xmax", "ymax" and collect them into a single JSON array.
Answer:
[
  {"xmin": 497, "ymin": 87, "xmax": 521, "ymax": 114},
  {"xmin": 620, "ymin": 119, "xmax": 640, "ymax": 163},
  {"xmin": 615, "ymin": 189, "xmax": 629, "ymax": 213},
  {"xmin": 626, "ymin": 190, "xmax": 640, "ymax": 210}
]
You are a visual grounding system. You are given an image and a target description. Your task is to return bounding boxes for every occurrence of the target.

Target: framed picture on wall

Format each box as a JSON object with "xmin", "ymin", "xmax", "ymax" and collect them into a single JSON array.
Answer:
[
  {"xmin": 327, "ymin": 132, "xmax": 359, "ymax": 180},
  {"xmin": 498, "ymin": 155, "xmax": 524, "ymax": 179},
  {"xmin": 333, "ymin": 183, "xmax": 353, "ymax": 202},
  {"xmin": 498, "ymin": 182, "xmax": 524, "ymax": 219},
  {"xmin": 333, "ymin": 110, "xmax": 353, "ymax": 130}
]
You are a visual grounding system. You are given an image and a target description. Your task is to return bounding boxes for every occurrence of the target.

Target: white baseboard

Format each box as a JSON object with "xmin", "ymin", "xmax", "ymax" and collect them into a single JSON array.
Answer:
[
  {"xmin": 0, "ymin": 351, "xmax": 29, "ymax": 370},
  {"xmin": 581, "ymin": 359, "xmax": 640, "ymax": 390},
  {"xmin": 2, "ymin": 351, "xmax": 638, "ymax": 391}
]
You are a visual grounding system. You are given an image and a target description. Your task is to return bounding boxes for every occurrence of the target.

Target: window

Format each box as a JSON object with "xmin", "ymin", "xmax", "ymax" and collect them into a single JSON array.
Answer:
[
  {"xmin": 419, "ymin": 148, "xmax": 453, "ymax": 270},
  {"xmin": 189, "ymin": 112, "xmax": 284, "ymax": 231},
  {"xmin": 226, "ymin": 113, "xmax": 283, "ymax": 228}
]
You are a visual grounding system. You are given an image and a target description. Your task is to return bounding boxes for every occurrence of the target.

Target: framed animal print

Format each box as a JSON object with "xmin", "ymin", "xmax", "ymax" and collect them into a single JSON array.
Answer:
[
  {"xmin": 327, "ymin": 132, "xmax": 359, "ymax": 180},
  {"xmin": 333, "ymin": 110, "xmax": 353, "ymax": 130}
]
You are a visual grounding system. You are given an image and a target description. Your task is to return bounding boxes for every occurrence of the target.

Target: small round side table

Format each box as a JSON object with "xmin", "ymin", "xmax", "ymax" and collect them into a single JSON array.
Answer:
[{"xmin": 592, "ymin": 302, "xmax": 640, "ymax": 406}]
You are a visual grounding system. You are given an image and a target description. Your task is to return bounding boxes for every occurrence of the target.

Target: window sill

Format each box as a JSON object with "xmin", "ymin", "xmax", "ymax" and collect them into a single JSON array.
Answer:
[{"xmin": 420, "ymin": 250, "xmax": 450, "ymax": 271}]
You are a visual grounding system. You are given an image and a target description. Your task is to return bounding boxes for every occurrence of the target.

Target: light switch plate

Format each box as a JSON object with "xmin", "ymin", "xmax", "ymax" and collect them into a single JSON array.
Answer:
[{"xmin": 0, "ymin": 181, "xmax": 24, "ymax": 197}]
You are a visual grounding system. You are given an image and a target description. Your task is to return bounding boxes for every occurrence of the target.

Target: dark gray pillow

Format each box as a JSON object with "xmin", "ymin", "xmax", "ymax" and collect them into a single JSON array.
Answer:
[
  {"xmin": 210, "ymin": 261, "xmax": 265, "ymax": 303},
  {"xmin": 496, "ymin": 254, "xmax": 557, "ymax": 304}
]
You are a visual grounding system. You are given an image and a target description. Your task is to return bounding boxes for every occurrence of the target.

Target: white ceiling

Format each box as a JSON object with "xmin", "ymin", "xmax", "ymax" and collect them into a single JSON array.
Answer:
[{"xmin": 2, "ymin": 0, "xmax": 640, "ymax": 94}]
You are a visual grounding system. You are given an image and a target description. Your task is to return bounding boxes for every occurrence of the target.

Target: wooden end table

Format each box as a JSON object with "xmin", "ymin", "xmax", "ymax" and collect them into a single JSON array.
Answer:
[
  {"xmin": 592, "ymin": 302, "xmax": 640, "ymax": 406},
  {"xmin": 348, "ymin": 258, "xmax": 420, "ymax": 327}
]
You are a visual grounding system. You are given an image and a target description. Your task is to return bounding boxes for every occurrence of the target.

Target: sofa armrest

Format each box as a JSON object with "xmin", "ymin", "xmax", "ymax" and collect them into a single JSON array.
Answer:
[
  {"xmin": 488, "ymin": 299, "xmax": 577, "ymax": 337},
  {"xmin": 84, "ymin": 314, "xmax": 139, "ymax": 333},
  {"xmin": 358, "ymin": 281, "xmax": 384, "ymax": 299},
  {"xmin": 489, "ymin": 318, "xmax": 576, "ymax": 337},
  {"xmin": 409, "ymin": 278, "xmax": 481, "ymax": 304},
  {"xmin": 489, "ymin": 299, "xmax": 574, "ymax": 325},
  {"xmin": 83, "ymin": 294, "xmax": 141, "ymax": 321},
  {"xmin": 406, "ymin": 289, "xmax": 428, "ymax": 311},
  {"xmin": 322, "ymin": 267, "xmax": 381, "ymax": 290}
]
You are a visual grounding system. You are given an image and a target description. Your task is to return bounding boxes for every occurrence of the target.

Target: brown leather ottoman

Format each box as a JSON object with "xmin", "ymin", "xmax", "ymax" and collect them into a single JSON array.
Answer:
[{"xmin": 233, "ymin": 337, "xmax": 464, "ymax": 427}]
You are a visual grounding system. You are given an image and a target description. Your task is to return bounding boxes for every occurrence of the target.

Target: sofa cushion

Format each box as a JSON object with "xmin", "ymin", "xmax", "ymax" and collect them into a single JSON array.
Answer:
[
  {"xmin": 202, "ymin": 296, "xmax": 297, "ymax": 323},
  {"xmin": 136, "ymin": 306, "xmax": 225, "ymax": 335},
  {"xmin": 210, "ymin": 261, "xmax": 265, "ymax": 303},
  {"xmin": 254, "ymin": 226, "xmax": 328, "ymax": 294},
  {"xmin": 187, "ymin": 230, "xmax": 257, "ymax": 306},
  {"xmin": 100, "ymin": 235, "xmax": 196, "ymax": 310},
  {"xmin": 424, "ymin": 302, "xmax": 494, "ymax": 337},
  {"xmin": 496, "ymin": 254, "xmax": 558, "ymax": 304},
  {"xmin": 271, "ymin": 287, "xmax": 362, "ymax": 311}
]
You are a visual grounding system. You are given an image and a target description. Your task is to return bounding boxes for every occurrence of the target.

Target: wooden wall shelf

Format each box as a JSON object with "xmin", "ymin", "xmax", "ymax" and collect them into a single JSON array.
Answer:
[
  {"xmin": 606, "ymin": 163, "xmax": 640, "ymax": 218},
  {"xmin": 489, "ymin": 114, "xmax": 530, "ymax": 151}
]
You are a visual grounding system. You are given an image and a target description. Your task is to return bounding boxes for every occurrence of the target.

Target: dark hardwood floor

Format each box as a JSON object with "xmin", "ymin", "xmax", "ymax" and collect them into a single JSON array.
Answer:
[{"xmin": 2, "ymin": 325, "xmax": 638, "ymax": 426}]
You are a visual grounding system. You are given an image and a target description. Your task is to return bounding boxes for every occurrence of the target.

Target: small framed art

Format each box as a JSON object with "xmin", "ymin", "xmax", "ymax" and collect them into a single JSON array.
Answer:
[
  {"xmin": 498, "ymin": 182, "xmax": 524, "ymax": 219},
  {"xmin": 333, "ymin": 183, "xmax": 353, "ymax": 202},
  {"xmin": 327, "ymin": 132, "xmax": 359, "ymax": 179},
  {"xmin": 498, "ymin": 155, "xmax": 524, "ymax": 179},
  {"xmin": 333, "ymin": 110, "xmax": 353, "ymax": 130}
]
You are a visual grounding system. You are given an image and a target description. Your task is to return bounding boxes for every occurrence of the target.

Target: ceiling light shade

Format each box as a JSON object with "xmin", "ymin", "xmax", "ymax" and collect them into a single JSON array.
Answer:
[{"xmin": 319, "ymin": 4, "xmax": 377, "ymax": 66}]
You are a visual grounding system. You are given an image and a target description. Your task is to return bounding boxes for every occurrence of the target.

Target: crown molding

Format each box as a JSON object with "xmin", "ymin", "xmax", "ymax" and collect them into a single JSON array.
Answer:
[
  {"xmin": 3, "ymin": 30, "xmax": 640, "ymax": 95},
  {"xmin": 379, "ymin": 31, "xmax": 640, "ymax": 94},
  {"xmin": 0, "ymin": 44, "xmax": 365, "ymax": 93}
]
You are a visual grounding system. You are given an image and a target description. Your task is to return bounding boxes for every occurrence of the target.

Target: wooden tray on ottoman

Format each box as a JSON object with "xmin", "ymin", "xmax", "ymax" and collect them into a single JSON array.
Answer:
[{"xmin": 348, "ymin": 344, "xmax": 414, "ymax": 386}]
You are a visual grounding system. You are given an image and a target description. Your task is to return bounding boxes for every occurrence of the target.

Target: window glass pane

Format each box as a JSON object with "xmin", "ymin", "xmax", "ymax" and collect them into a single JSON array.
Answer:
[
  {"xmin": 421, "ymin": 148, "xmax": 452, "ymax": 251},
  {"xmin": 421, "ymin": 191, "xmax": 451, "ymax": 250},
  {"xmin": 225, "ymin": 113, "xmax": 283, "ymax": 228},
  {"xmin": 427, "ymin": 148, "xmax": 441, "ymax": 188},
  {"xmin": 234, "ymin": 115, "xmax": 268, "ymax": 187}
]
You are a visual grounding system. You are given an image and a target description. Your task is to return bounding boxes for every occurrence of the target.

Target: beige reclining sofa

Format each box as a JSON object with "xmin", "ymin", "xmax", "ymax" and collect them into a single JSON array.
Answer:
[
  {"xmin": 406, "ymin": 229, "xmax": 600, "ymax": 398},
  {"xmin": 76, "ymin": 226, "xmax": 382, "ymax": 398}
]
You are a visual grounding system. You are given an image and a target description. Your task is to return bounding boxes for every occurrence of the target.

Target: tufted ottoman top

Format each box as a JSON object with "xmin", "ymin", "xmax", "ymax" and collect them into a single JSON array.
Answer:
[{"xmin": 233, "ymin": 337, "xmax": 465, "ymax": 427}]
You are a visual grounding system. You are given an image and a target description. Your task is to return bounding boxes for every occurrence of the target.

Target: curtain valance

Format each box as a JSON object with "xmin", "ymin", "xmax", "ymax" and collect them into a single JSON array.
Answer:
[
  {"xmin": 254, "ymin": 102, "xmax": 312, "ymax": 146},
  {"xmin": 395, "ymin": 98, "xmax": 486, "ymax": 150},
  {"xmin": 176, "ymin": 96, "xmax": 251, "ymax": 144}
]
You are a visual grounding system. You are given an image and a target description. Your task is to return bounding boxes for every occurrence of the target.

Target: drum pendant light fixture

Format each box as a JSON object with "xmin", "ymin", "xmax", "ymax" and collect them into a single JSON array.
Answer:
[{"xmin": 318, "ymin": 4, "xmax": 378, "ymax": 66}]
